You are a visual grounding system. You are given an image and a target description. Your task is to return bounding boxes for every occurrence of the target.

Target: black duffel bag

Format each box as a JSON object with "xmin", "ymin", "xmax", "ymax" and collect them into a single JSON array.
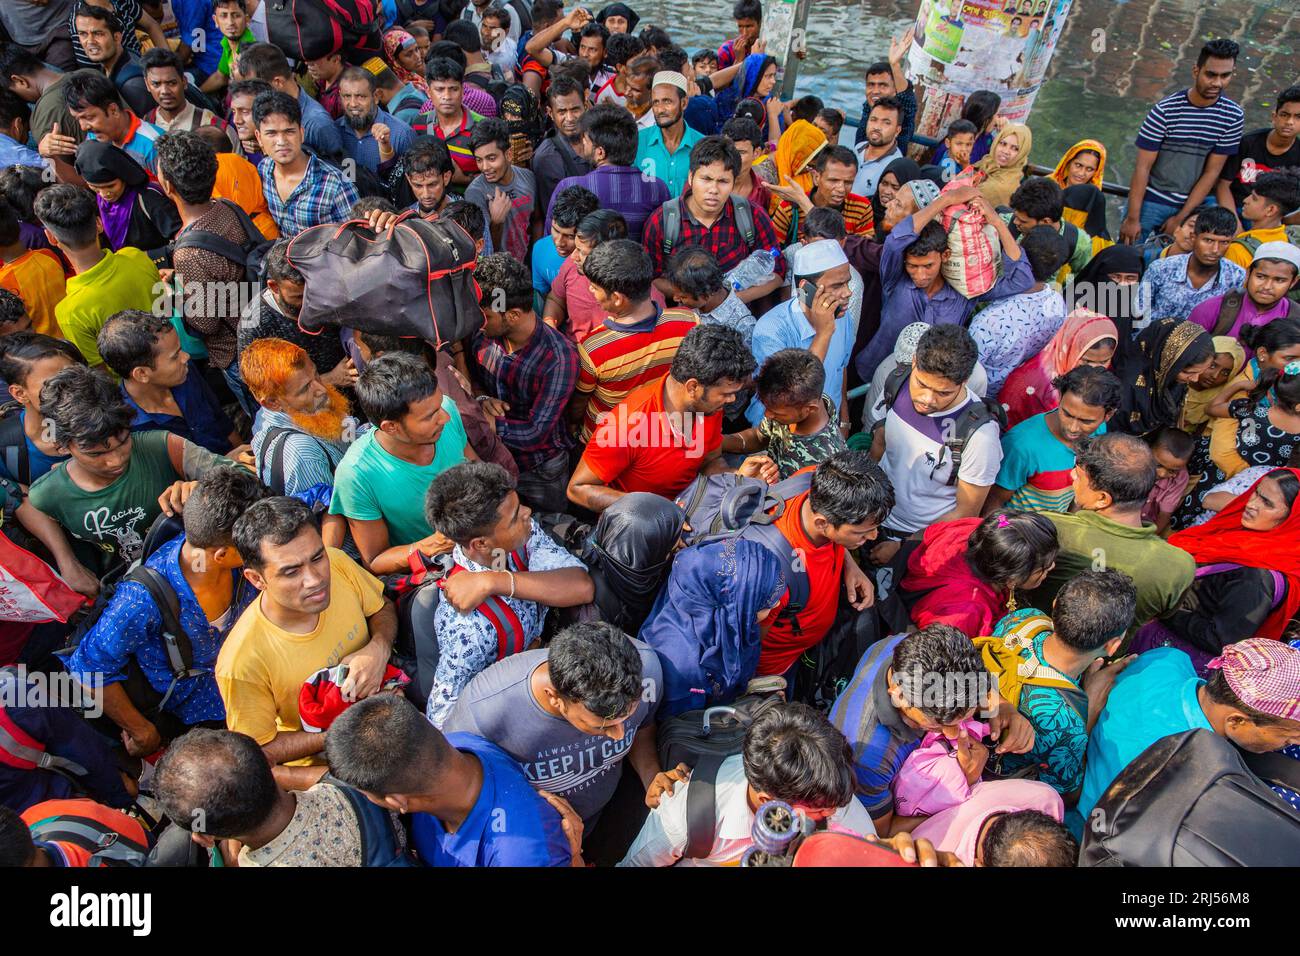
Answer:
[
  {"xmin": 286, "ymin": 211, "xmax": 483, "ymax": 350},
  {"xmin": 1081, "ymin": 728, "xmax": 1300, "ymax": 866},
  {"xmin": 266, "ymin": 0, "xmax": 384, "ymax": 62}
]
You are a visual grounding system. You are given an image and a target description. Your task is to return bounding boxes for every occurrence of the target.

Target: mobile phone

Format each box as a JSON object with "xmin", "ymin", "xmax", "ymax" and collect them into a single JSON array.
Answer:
[{"xmin": 797, "ymin": 278, "xmax": 817, "ymax": 310}]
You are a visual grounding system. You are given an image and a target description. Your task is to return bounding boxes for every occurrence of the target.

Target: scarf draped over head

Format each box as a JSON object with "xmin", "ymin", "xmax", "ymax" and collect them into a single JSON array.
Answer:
[
  {"xmin": 74, "ymin": 139, "xmax": 150, "ymax": 251},
  {"xmin": 1051, "ymin": 139, "xmax": 1107, "ymax": 190},
  {"xmin": 871, "ymin": 156, "xmax": 921, "ymax": 230},
  {"xmin": 1183, "ymin": 336, "xmax": 1247, "ymax": 428},
  {"xmin": 971, "ymin": 122, "xmax": 1032, "ymax": 208},
  {"xmin": 999, "ymin": 308, "xmax": 1119, "ymax": 427},
  {"xmin": 580, "ymin": 492, "xmax": 686, "ymax": 634},
  {"xmin": 1114, "ymin": 318, "xmax": 1215, "ymax": 435},
  {"xmin": 596, "ymin": 3, "xmax": 640, "ymax": 32},
  {"xmin": 384, "ymin": 28, "xmax": 430, "ymax": 95},
  {"xmin": 740, "ymin": 53, "xmax": 777, "ymax": 102},
  {"xmin": 638, "ymin": 538, "xmax": 786, "ymax": 716},
  {"xmin": 774, "ymin": 119, "xmax": 827, "ymax": 196},
  {"xmin": 1169, "ymin": 467, "xmax": 1300, "ymax": 639}
]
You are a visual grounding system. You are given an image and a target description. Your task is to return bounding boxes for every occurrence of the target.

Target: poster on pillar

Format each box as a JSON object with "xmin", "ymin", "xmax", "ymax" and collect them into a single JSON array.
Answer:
[{"xmin": 908, "ymin": 0, "xmax": 1072, "ymax": 136}]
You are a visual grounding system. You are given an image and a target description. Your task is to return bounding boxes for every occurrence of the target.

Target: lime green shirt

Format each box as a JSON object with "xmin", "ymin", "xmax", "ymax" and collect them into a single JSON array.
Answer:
[
  {"xmin": 218, "ymin": 30, "xmax": 257, "ymax": 78},
  {"xmin": 328, "ymin": 400, "xmax": 469, "ymax": 545},
  {"xmin": 56, "ymin": 248, "xmax": 162, "ymax": 374}
]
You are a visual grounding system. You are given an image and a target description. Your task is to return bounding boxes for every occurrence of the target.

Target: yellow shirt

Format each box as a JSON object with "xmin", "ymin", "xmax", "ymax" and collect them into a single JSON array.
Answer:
[
  {"xmin": 216, "ymin": 548, "xmax": 385, "ymax": 758},
  {"xmin": 1225, "ymin": 224, "xmax": 1289, "ymax": 270},
  {"xmin": 55, "ymin": 247, "xmax": 161, "ymax": 374}
]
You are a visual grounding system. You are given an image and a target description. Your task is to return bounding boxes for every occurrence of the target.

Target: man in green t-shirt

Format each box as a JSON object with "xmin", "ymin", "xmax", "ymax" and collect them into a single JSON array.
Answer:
[
  {"xmin": 26, "ymin": 366, "xmax": 238, "ymax": 578},
  {"xmin": 1025, "ymin": 432, "xmax": 1195, "ymax": 631},
  {"xmin": 329, "ymin": 352, "xmax": 473, "ymax": 575}
]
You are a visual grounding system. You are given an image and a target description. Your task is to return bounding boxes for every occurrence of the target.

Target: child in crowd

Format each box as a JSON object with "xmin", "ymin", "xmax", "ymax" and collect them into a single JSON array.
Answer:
[{"xmin": 1143, "ymin": 426, "xmax": 1194, "ymax": 535}]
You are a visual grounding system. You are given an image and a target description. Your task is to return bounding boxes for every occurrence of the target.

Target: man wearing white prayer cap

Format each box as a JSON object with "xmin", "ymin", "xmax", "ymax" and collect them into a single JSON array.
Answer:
[
  {"xmin": 746, "ymin": 238, "xmax": 856, "ymax": 426},
  {"xmin": 635, "ymin": 70, "xmax": 703, "ymax": 196},
  {"xmin": 1188, "ymin": 238, "xmax": 1300, "ymax": 339}
]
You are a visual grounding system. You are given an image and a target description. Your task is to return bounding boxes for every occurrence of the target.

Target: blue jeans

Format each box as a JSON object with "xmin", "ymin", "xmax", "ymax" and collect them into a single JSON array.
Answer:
[{"xmin": 1126, "ymin": 195, "xmax": 1184, "ymax": 244}]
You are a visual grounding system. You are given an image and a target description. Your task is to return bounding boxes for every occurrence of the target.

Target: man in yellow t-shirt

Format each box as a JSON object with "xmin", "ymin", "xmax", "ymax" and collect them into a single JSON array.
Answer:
[
  {"xmin": 1224, "ymin": 172, "xmax": 1297, "ymax": 270},
  {"xmin": 218, "ymin": 496, "xmax": 397, "ymax": 790}
]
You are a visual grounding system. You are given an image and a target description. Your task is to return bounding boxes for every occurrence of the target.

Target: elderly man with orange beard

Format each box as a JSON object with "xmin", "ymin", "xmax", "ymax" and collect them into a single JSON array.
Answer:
[{"xmin": 240, "ymin": 337, "xmax": 358, "ymax": 551}]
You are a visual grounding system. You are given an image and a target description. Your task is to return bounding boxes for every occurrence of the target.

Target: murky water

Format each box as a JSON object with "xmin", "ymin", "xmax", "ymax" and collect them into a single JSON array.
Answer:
[{"xmin": 636, "ymin": 0, "xmax": 1300, "ymax": 190}]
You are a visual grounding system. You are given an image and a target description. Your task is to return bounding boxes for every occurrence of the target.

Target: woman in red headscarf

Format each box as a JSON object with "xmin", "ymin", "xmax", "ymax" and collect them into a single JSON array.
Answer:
[
  {"xmin": 998, "ymin": 309, "xmax": 1118, "ymax": 428},
  {"xmin": 1132, "ymin": 468, "xmax": 1300, "ymax": 672}
]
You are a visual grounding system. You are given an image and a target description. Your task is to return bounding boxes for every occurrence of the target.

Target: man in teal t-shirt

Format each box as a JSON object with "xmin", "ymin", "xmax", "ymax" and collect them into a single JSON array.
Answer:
[{"xmin": 329, "ymin": 353, "xmax": 472, "ymax": 575}]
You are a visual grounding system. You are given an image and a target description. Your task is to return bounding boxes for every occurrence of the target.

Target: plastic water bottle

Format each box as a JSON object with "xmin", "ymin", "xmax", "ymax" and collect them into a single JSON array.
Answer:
[{"xmin": 725, "ymin": 247, "xmax": 781, "ymax": 291}]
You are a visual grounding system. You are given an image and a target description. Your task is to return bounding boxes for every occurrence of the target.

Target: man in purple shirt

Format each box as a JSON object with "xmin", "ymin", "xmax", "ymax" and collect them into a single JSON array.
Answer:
[
  {"xmin": 857, "ymin": 184, "xmax": 1034, "ymax": 382},
  {"xmin": 544, "ymin": 103, "xmax": 668, "ymax": 242},
  {"xmin": 1187, "ymin": 241, "xmax": 1298, "ymax": 338}
]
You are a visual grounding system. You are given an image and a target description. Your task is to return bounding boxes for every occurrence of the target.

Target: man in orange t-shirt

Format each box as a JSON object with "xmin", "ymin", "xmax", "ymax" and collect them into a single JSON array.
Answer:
[
  {"xmin": 757, "ymin": 451, "xmax": 897, "ymax": 679},
  {"xmin": 0, "ymin": 216, "xmax": 66, "ymax": 338},
  {"xmin": 569, "ymin": 323, "xmax": 774, "ymax": 512}
]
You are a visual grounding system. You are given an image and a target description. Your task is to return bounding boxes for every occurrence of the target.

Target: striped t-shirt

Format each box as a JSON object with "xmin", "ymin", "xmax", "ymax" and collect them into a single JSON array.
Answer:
[
  {"xmin": 1135, "ymin": 90, "xmax": 1244, "ymax": 207},
  {"xmin": 828, "ymin": 634, "xmax": 922, "ymax": 818},
  {"xmin": 994, "ymin": 411, "xmax": 1090, "ymax": 513},
  {"xmin": 770, "ymin": 193, "xmax": 875, "ymax": 246},
  {"xmin": 575, "ymin": 306, "xmax": 698, "ymax": 441}
]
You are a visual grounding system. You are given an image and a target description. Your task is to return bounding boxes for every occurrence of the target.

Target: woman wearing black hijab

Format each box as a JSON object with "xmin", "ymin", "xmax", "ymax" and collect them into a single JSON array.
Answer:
[
  {"xmin": 1111, "ymin": 318, "xmax": 1216, "ymax": 436},
  {"xmin": 578, "ymin": 492, "xmax": 686, "ymax": 635},
  {"xmin": 1067, "ymin": 243, "xmax": 1146, "ymax": 341},
  {"xmin": 596, "ymin": 3, "xmax": 640, "ymax": 33},
  {"xmin": 73, "ymin": 140, "xmax": 180, "ymax": 267}
]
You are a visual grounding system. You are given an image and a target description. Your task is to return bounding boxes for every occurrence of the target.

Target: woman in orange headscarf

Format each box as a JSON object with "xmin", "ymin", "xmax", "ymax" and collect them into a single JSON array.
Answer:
[
  {"xmin": 1051, "ymin": 139, "xmax": 1110, "ymax": 238},
  {"xmin": 998, "ymin": 308, "xmax": 1119, "ymax": 428},
  {"xmin": 772, "ymin": 119, "xmax": 827, "ymax": 201}
]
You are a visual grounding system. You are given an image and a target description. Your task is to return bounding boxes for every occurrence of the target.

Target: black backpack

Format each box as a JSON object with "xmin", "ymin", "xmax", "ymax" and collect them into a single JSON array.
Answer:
[
  {"xmin": 0, "ymin": 401, "xmax": 30, "ymax": 488},
  {"xmin": 789, "ymin": 603, "xmax": 886, "ymax": 713},
  {"xmin": 266, "ymin": 0, "xmax": 384, "ymax": 62},
  {"xmin": 660, "ymin": 195, "xmax": 755, "ymax": 258},
  {"xmin": 875, "ymin": 365, "xmax": 1007, "ymax": 486},
  {"xmin": 259, "ymin": 425, "xmax": 335, "ymax": 496},
  {"xmin": 171, "ymin": 199, "xmax": 274, "ymax": 284},
  {"xmin": 1081, "ymin": 728, "xmax": 1300, "ymax": 867},
  {"xmin": 656, "ymin": 688, "xmax": 785, "ymax": 859}
]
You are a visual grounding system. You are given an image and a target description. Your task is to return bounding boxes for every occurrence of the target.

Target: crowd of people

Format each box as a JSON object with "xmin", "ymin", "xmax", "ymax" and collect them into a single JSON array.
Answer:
[{"xmin": 0, "ymin": 0, "xmax": 1298, "ymax": 870}]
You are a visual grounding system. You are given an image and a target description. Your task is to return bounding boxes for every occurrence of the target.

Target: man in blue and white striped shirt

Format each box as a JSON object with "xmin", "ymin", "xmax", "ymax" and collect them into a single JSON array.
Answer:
[{"xmin": 1120, "ymin": 38, "xmax": 1244, "ymax": 246}]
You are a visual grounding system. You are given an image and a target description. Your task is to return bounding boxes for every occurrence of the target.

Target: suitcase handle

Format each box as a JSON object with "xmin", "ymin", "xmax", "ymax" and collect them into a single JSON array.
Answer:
[{"xmin": 701, "ymin": 706, "xmax": 739, "ymax": 737}]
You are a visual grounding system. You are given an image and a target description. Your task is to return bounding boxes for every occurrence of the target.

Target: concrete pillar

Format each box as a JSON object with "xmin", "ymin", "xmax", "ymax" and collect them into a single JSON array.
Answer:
[{"xmin": 907, "ymin": 0, "xmax": 1075, "ymax": 144}]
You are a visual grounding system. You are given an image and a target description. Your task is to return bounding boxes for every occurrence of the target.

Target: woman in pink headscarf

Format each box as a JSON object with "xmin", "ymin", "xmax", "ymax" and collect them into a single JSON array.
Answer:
[
  {"xmin": 384, "ymin": 28, "xmax": 430, "ymax": 97},
  {"xmin": 998, "ymin": 309, "xmax": 1118, "ymax": 428}
]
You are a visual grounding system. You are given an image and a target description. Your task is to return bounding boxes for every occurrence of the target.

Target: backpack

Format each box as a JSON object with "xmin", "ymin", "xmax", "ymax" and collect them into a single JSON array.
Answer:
[
  {"xmin": 23, "ymin": 798, "xmax": 152, "ymax": 867},
  {"xmin": 660, "ymin": 195, "xmax": 755, "ymax": 258},
  {"xmin": 0, "ymin": 667, "xmax": 91, "ymax": 783},
  {"xmin": 1211, "ymin": 288, "xmax": 1247, "ymax": 337},
  {"xmin": 286, "ymin": 211, "xmax": 482, "ymax": 350},
  {"xmin": 656, "ymin": 688, "xmax": 785, "ymax": 859},
  {"xmin": 392, "ymin": 550, "xmax": 531, "ymax": 709},
  {"xmin": 260, "ymin": 425, "xmax": 335, "ymax": 496},
  {"xmin": 58, "ymin": 513, "xmax": 212, "ymax": 718},
  {"xmin": 0, "ymin": 401, "xmax": 30, "ymax": 488},
  {"xmin": 321, "ymin": 776, "xmax": 417, "ymax": 866},
  {"xmin": 265, "ymin": 0, "xmax": 384, "ymax": 62},
  {"xmin": 170, "ymin": 199, "xmax": 275, "ymax": 284},
  {"xmin": 674, "ymin": 471, "xmax": 813, "ymax": 634},
  {"xmin": 876, "ymin": 366, "xmax": 1007, "ymax": 486},
  {"xmin": 972, "ymin": 613, "xmax": 1085, "ymax": 714},
  {"xmin": 1081, "ymin": 728, "xmax": 1300, "ymax": 867},
  {"xmin": 789, "ymin": 602, "xmax": 884, "ymax": 713}
]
